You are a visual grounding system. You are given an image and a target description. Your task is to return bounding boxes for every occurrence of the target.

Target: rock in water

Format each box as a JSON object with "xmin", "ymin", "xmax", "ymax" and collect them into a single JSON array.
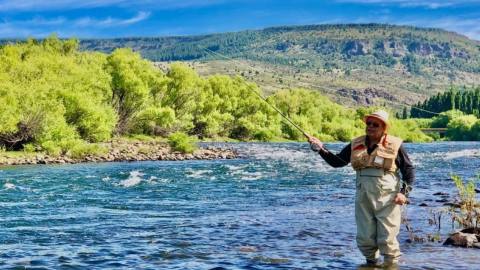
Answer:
[{"xmin": 443, "ymin": 232, "xmax": 479, "ymax": 247}]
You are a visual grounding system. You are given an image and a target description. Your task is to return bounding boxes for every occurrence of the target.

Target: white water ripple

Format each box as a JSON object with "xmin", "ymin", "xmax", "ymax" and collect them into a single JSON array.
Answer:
[
  {"xmin": 443, "ymin": 149, "xmax": 480, "ymax": 160},
  {"xmin": 119, "ymin": 171, "xmax": 144, "ymax": 187},
  {"xmin": 241, "ymin": 144, "xmax": 353, "ymax": 174},
  {"xmin": 186, "ymin": 169, "xmax": 213, "ymax": 179},
  {"xmin": 3, "ymin": 182, "xmax": 16, "ymax": 190}
]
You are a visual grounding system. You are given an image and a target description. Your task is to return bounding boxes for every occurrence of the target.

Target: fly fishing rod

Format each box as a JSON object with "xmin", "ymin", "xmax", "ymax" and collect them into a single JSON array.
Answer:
[
  {"xmin": 247, "ymin": 78, "xmax": 350, "ymax": 165},
  {"xmin": 248, "ymin": 88, "xmax": 309, "ymax": 138},
  {"xmin": 201, "ymin": 46, "xmax": 350, "ymax": 165},
  {"xmin": 202, "ymin": 46, "xmax": 442, "ymax": 118},
  {"xmin": 201, "ymin": 47, "xmax": 309, "ymax": 136}
]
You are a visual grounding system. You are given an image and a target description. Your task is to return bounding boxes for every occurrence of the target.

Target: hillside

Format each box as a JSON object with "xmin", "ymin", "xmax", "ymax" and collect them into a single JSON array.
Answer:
[{"xmin": 54, "ymin": 24, "xmax": 480, "ymax": 106}]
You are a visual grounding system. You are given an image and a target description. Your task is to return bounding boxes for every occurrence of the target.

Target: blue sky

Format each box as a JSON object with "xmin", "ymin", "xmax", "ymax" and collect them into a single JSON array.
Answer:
[{"xmin": 0, "ymin": 0, "xmax": 479, "ymax": 40}]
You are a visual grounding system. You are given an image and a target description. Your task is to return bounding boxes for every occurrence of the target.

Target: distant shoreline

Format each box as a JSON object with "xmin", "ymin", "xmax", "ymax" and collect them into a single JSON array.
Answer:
[
  {"xmin": 1, "ymin": 140, "xmax": 475, "ymax": 166},
  {"xmin": 0, "ymin": 140, "xmax": 237, "ymax": 166}
]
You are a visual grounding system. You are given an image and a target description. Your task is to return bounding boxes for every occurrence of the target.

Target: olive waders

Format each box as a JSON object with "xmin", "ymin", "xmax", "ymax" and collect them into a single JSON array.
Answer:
[
  {"xmin": 355, "ymin": 168, "xmax": 401, "ymax": 265},
  {"xmin": 351, "ymin": 134, "xmax": 403, "ymax": 266}
]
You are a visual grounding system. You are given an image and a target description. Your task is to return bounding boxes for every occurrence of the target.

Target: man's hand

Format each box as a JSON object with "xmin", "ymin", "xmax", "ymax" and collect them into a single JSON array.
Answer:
[
  {"xmin": 306, "ymin": 134, "xmax": 324, "ymax": 152},
  {"xmin": 393, "ymin": 193, "xmax": 407, "ymax": 205}
]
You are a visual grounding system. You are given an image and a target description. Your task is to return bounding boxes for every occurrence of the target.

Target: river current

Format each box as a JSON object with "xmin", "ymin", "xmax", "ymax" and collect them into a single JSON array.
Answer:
[{"xmin": 1, "ymin": 142, "xmax": 479, "ymax": 269}]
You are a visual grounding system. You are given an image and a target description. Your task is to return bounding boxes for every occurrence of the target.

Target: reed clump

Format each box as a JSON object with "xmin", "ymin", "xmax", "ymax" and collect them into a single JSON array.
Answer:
[{"xmin": 449, "ymin": 175, "xmax": 480, "ymax": 231}]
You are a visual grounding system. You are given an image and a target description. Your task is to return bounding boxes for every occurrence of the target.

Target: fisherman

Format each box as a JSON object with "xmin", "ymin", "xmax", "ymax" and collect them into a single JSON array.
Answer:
[{"xmin": 307, "ymin": 110, "xmax": 415, "ymax": 267}]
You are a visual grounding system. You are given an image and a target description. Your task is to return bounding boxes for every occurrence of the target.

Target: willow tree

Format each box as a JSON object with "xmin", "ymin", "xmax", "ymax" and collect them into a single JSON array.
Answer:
[{"xmin": 106, "ymin": 48, "xmax": 167, "ymax": 134}]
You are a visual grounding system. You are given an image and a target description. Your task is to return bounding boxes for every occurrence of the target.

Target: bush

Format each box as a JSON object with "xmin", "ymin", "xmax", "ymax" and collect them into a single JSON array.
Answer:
[
  {"xmin": 23, "ymin": 144, "xmax": 36, "ymax": 153},
  {"xmin": 168, "ymin": 132, "xmax": 197, "ymax": 153},
  {"xmin": 449, "ymin": 175, "xmax": 479, "ymax": 229},
  {"xmin": 446, "ymin": 115, "xmax": 477, "ymax": 141},
  {"xmin": 431, "ymin": 110, "xmax": 465, "ymax": 128},
  {"xmin": 40, "ymin": 141, "xmax": 62, "ymax": 157},
  {"xmin": 131, "ymin": 106, "xmax": 176, "ymax": 135},
  {"xmin": 390, "ymin": 118, "xmax": 433, "ymax": 142}
]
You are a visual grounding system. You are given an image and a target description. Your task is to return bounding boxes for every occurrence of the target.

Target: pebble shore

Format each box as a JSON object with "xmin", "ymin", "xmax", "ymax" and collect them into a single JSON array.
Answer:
[{"xmin": 0, "ymin": 141, "xmax": 237, "ymax": 166}]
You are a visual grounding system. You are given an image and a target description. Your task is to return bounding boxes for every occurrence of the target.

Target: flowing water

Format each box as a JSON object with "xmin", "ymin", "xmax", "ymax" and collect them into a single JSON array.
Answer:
[{"xmin": 1, "ymin": 142, "xmax": 479, "ymax": 269}]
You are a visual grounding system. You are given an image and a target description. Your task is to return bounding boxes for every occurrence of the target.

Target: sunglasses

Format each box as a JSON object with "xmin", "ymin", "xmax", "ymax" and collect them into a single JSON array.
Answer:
[{"xmin": 366, "ymin": 121, "xmax": 381, "ymax": 128}]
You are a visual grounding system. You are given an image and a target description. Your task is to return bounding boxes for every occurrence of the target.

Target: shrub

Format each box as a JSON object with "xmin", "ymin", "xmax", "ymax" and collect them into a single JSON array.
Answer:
[
  {"xmin": 446, "ymin": 115, "xmax": 477, "ymax": 141},
  {"xmin": 449, "ymin": 175, "xmax": 479, "ymax": 229},
  {"xmin": 23, "ymin": 144, "xmax": 36, "ymax": 153},
  {"xmin": 168, "ymin": 132, "xmax": 197, "ymax": 153},
  {"xmin": 40, "ymin": 141, "xmax": 62, "ymax": 157}
]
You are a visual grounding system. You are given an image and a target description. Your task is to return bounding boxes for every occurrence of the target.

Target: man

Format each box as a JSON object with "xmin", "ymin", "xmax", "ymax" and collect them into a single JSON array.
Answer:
[{"xmin": 307, "ymin": 110, "xmax": 415, "ymax": 267}]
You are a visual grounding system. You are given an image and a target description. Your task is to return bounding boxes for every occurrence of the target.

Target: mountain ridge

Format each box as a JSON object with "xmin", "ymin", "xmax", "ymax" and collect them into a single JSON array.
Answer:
[{"xmin": 5, "ymin": 23, "xmax": 480, "ymax": 107}]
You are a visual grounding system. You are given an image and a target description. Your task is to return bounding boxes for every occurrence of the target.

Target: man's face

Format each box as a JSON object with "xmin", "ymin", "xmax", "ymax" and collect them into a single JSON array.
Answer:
[{"xmin": 365, "ymin": 117, "xmax": 385, "ymax": 140}]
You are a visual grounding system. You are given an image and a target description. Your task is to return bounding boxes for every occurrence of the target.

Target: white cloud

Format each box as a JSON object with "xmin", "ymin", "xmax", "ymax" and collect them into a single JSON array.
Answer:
[
  {"xmin": 335, "ymin": 0, "xmax": 479, "ymax": 9},
  {"xmin": 121, "ymin": 11, "xmax": 150, "ymax": 24},
  {"xmin": 0, "ymin": 0, "xmax": 224, "ymax": 11},
  {"xmin": 400, "ymin": 17, "xmax": 480, "ymax": 40},
  {"xmin": 0, "ymin": 11, "xmax": 151, "ymax": 38},
  {"xmin": 0, "ymin": 17, "xmax": 66, "ymax": 35},
  {"xmin": 0, "ymin": 0, "xmax": 129, "ymax": 11},
  {"xmin": 345, "ymin": 14, "xmax": 480, "ymax": 40},
  {"xmin": 74, "ymin": 11, "xmax": 150, "ymax": 27}
]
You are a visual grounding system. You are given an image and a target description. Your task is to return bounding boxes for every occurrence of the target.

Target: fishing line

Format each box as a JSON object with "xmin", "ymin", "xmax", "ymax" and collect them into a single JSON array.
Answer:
[
  {"xmin": 202, "ymin": 47, "xmax": 308, "ymax": 136},
  {"xmin": 198, "ymin": 45, "xmax": 441, "ymax": 243},
  {"xmin": 201, "ymin": 46, "xmax": 351, "ymax": 165},
  {"xmin": 201, "ymin": 46, "xmax": 421, "ymax": 223},
  {"xmin": 200, "ymin": 46, "xmax": 442, "ymax": 117}
]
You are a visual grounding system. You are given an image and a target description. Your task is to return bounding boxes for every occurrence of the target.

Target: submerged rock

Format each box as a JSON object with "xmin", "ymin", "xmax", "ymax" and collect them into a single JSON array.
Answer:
[
  {"xmin": 443, "ymin": 202, "xmax": 461, "ymax": 208},
  {"xmin": 239, "ymin": 246, "xmax": 258, "ymax": 252}
]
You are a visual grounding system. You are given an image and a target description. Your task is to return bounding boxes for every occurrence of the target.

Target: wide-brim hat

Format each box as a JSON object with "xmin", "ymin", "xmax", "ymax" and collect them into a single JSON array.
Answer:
[{"xmin": 363, "ymin": 110, "xmax": 389, "ymax": 127}]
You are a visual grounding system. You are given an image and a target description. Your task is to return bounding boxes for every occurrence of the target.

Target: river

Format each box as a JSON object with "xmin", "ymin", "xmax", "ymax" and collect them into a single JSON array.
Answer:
[{"xmin": 1, "ymin": 142, "xmax": 479, "ymax": 269}]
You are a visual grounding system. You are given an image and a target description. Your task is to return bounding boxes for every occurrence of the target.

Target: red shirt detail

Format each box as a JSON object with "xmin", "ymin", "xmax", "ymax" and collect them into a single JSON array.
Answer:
[{"xmin": 353, "ymin": 144, "xmax": 366, "ymax": 151}]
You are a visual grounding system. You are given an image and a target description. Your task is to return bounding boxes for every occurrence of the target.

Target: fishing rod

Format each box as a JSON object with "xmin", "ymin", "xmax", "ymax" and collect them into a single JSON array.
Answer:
[
  {"xmin": 201, "ymin": 47, "xmax": 351, "ymax": 165},
  {"xmin": 251, "ymin": 88, "xmax": 309, "ymax": 137},
  {"xmin": 244, "ymin": 78, "xmax": 351, "ymax": 164},
  {"xmin": 201, "ymin": 46, "xmax": 442, "ymax": 117},
  {"xmin": 202, "ymin": 47, "xmax": 315, "ymax": 138},
  {"xmin": 202, "ymin": 46, "xmax": 415, "ymax": 237}
]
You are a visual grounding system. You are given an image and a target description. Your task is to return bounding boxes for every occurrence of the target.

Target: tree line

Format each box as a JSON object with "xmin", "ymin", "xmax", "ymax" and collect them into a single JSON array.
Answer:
[
  {"xmin": 410, "ymin": 86, "xmax": 480, "ymax": 118},
  {"xmin": 0, "ymin": 36, "xmax": 431, "ymax": 156}
]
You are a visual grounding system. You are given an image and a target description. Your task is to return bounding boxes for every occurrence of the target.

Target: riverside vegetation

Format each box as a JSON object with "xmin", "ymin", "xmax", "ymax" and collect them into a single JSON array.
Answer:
[
  {"xmin": 408, "ymin": 87, "xmax": 480, "ymax": 141},
  {"xmin": 434, "ymin": 174, "xmax": 480, "ymax": 249},
  {"xmin": 4, "ymin": 35, "xmax": 479, "ymax": 164}
]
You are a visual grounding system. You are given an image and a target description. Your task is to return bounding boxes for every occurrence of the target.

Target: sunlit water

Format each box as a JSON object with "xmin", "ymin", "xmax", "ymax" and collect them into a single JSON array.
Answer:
[{"xmin": 1, "ymin": 142, "xmax": 479, "ymax": 269}]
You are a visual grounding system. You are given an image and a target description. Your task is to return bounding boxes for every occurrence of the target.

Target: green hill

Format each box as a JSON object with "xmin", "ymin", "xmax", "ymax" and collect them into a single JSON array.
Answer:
[{"xmin": 78, "ymin": 24, "xmax": 480, "ymax": 107}]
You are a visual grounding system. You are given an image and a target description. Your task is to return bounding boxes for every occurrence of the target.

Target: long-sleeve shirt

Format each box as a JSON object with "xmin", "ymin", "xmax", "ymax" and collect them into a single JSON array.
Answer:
[{"xmin": 318, "ymin": 142, "xmax": 415, "ymax": 195}]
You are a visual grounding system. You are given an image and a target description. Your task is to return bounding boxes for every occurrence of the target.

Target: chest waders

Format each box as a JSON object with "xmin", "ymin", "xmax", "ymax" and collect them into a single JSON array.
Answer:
[
  {"xmin": 355, "ymin": 168, "xmax": 401, "ymax": 264},
  {"xmin": 350, "ymin": 134, "xmax": 403, "ymax": 265}
]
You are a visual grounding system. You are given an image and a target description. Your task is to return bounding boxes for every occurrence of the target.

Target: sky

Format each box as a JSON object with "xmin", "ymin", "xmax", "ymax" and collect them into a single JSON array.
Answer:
[{"xmin": 0, "ymin": 0, "xmax": 479, "ymax": 40}]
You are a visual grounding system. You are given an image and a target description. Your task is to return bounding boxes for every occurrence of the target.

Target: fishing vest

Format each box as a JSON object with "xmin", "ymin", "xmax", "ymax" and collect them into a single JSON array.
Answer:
[{"xmin": 350, "ymin": 134, "xmax": 402, "ymax": 172}]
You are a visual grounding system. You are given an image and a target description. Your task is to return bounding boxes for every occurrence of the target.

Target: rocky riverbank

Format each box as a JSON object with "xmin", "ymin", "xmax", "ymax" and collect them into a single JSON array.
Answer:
[{"xmin": 0, "ymin": 140, "xmax": 238, "ymax": 166}]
